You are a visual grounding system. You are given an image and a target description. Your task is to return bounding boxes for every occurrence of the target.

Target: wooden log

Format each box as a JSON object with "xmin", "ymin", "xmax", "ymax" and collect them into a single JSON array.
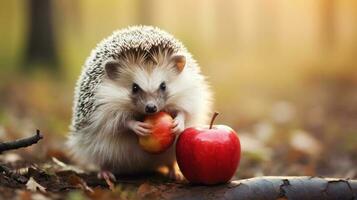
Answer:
[{"xmin": 136, "ymin": 176, "xmax": 357, "ymax": 200}]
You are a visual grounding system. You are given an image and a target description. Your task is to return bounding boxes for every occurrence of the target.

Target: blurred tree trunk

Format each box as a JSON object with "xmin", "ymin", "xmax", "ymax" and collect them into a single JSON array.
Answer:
[
  {"xmin": 24, "ymin": 0, "xmax": 58, "ymax": 71},
  {"xmin": 321, "ymin": 0, "xmax": 335, "ymax": 48}
]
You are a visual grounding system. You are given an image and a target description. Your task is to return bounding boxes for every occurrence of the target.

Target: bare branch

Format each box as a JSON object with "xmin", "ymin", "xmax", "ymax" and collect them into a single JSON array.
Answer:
[{"xmin": 0, "ymin": 129, "xmax": 43, "ymax": 153}]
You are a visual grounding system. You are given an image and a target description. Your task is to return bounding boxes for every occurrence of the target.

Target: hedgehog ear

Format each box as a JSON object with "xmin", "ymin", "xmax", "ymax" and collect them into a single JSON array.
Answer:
[
  {"xmin": 170, "ymin": 54, "xmax": 186, "ymax": 73},
  {"xmin": 104, "ymin": 59, "xmax": 121, "ymax": 80}
]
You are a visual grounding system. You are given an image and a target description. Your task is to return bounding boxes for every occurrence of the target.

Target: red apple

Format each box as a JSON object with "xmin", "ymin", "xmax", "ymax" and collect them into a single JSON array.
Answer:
[
  {"xmin": 139, "ymin": 112, "xmax": 175, "ymax": 154},
  {"xmin": 176, "ymin": 112, "xmax": 241, "ymax": 185}
]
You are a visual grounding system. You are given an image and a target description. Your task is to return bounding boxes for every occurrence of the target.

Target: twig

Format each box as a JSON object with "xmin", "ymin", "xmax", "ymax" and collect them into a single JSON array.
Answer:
[{"xmin": 0, "ymin": 129, "xmax": 43, "ymax": 153}]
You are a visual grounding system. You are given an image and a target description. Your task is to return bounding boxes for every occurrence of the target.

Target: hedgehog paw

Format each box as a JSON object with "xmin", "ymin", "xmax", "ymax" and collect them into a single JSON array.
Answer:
[{"xmin": 127, "ymin": 120, "xmax": 152, "ymax": 136}]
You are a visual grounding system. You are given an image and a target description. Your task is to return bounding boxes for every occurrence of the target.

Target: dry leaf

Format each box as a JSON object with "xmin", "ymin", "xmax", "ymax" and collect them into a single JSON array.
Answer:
[
  {"xmin": 290, "ymin": 130, "xmax": 322, "ymax": 156},
  {"xmin": 254, "ymin": 121, "xmax": 275, "ymax": 142},
  {"xmin": 239, "ymin": 133, "xmax": 272, "ymax": 160},
  {"xmin": 2, "ymin": 153, "xmax": 22, "ymax": 163},
  {"xmin": 26, "ymin": 177, "xmax": 46, "ymax": 193},
  {"xmin": 16, "ymin": 167, "xmax": 29, "ymax": 176},
  {"xmin": 137, "ymin": 183, "xmax": 160, "ymax": 199},
  {"xmin": 68, "ymin": 174, "xmax": 94, "ymax": 193},
  {"xmin": 52, "ymin": 157, "xmax": 84, "ymax": 173}
]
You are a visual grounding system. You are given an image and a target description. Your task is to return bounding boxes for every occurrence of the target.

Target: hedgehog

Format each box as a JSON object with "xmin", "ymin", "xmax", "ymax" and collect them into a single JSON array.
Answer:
[{"xmin": 67, "ymin": 25, "xmax": 212, "ymax": 180}]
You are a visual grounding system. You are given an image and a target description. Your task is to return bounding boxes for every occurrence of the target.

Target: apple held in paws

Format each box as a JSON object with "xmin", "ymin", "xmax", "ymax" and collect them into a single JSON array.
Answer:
[
  {"xmin": 139, "ymin": 112, "xmax": 175, "ymax": 154},
  {"xmin": 176, "ymin": 112, "xmax": 241, "ymax": 185}
]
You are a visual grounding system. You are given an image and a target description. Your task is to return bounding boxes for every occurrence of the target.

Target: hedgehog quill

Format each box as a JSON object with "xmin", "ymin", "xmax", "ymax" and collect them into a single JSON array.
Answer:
[{"xmin": 67, "ymin": 26, "xmax": 212, "ymax": 180}]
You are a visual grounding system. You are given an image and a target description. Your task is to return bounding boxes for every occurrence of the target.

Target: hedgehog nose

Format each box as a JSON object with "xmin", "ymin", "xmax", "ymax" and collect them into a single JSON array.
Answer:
[{"xmin": 145, "ymin": 104, "xmax": 157, "ymax": 114}]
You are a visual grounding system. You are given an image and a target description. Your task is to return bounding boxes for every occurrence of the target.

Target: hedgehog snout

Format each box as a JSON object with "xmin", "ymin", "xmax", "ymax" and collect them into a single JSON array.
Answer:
[{"xmin": 145, "ymin": 102, "xmax": 158, "ymax": 114}]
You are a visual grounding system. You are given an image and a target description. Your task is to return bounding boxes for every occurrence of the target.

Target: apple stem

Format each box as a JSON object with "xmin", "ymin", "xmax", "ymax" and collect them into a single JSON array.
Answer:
[{"xmin": 209, "ymin": 112, "xmax": 219, "ymax": 129}]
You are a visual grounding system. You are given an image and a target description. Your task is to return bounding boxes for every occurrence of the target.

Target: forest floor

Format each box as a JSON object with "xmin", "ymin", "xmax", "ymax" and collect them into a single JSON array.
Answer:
[{"xmin": 0, "ymin": 72, "xmax": 356, "ymax": 199}]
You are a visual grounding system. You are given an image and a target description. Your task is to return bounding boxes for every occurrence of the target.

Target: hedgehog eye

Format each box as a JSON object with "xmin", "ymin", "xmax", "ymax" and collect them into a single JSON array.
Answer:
[
  {"xmin": 159, "ymin": 82, "xmax": 166, "ymax": 91},
  {"xmin": 132, "ymin": 83, "xmax": 140, "ymax": 94}
]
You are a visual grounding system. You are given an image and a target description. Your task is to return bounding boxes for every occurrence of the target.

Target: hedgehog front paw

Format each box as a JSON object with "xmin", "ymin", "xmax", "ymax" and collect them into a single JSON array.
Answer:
[
  {"xmin": 98, "ymin": 170, "xmax": 116, "ymax": 190},
  {"xmin": 127, "ymin": 120, "xmax": 152, "ymax": 136},
  {"xmin": 172, "ymin": 113, "xmax": 185, "ymax": 135},
  {"xmin": 97, "ymin": 170, "xmax": 116, "ymax": 182}
]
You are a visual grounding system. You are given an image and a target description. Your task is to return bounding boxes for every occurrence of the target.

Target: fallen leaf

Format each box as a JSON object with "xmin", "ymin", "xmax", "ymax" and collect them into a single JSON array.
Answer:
[
  {"xmin": 254, "ymin": 121, "xmax": 275, "ymax": 142},
  {"xmin": 26, "ymin": 177, "xmax": 46, "ymax": 193},
  {"xmin": 2, "ymin": 153, "xmax": 22, "ymax": 163},
  {"xmin": 239, "ymin": 133, "xmax": 272, "ymax": 160},
  {"xmin": 17, "ymin": 167, "xmax": 29, "ymax": 176},
  {"xmin": 137, "ymin": 183, "xmax": 160, "ymax": 199},
  {"xmin": 52, "ymin": 157, "xmax": 84, "ymax": 173},
  {"xmin": 290, "ymin": 130, "xmax": 322, "ymax": 156},
  {"xmin": 68, "ymin": 174, "xmax": 94, "ymax": 193}
]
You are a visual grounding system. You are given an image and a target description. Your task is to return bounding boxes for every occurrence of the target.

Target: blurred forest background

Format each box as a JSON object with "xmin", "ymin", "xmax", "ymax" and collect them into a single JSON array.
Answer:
[{"xmin": 0, "ymin": 0, "xmax": 357, "ymax": 197}]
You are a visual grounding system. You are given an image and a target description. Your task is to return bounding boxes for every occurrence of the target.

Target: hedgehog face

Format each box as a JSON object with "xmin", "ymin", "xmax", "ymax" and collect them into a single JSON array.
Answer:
[
  {"xmin": 103, "ymin": 52, "xmax": 186, "ymax": 115},
  {"xmin": 128, "ymin": 66, "xmax": 173, "ymax": 115}
]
